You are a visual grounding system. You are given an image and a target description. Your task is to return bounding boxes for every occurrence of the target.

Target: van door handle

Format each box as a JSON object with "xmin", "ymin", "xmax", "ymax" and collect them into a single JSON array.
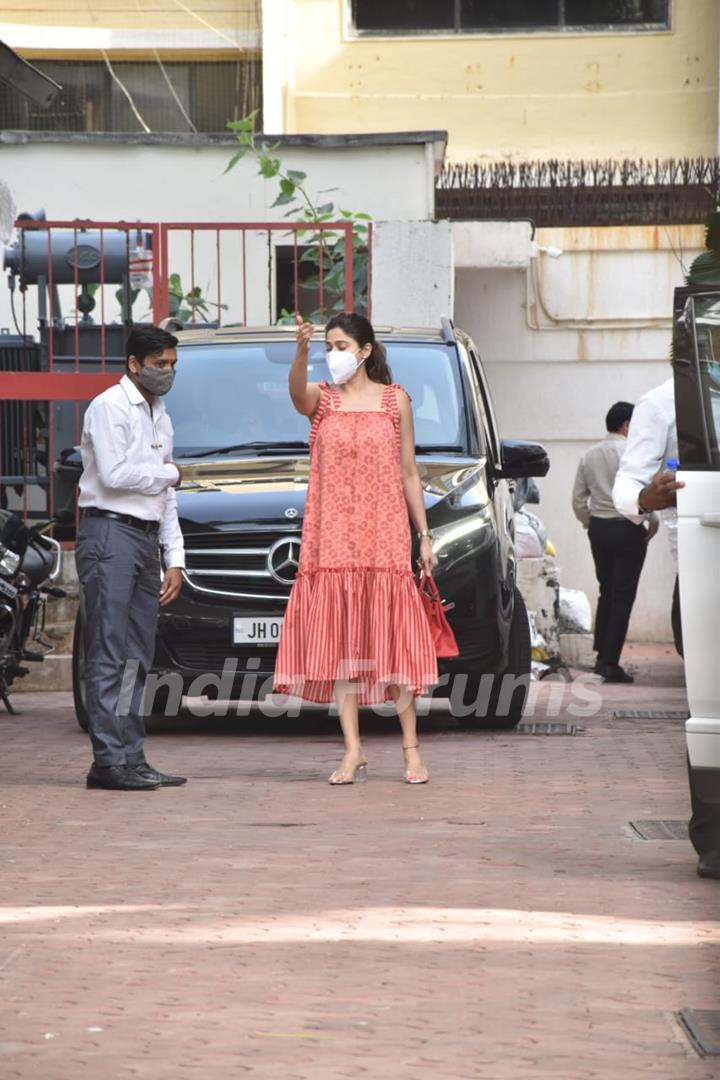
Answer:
[{"xmin": 700, "ymin": 514, "xmax": 720, "ymax": 528}]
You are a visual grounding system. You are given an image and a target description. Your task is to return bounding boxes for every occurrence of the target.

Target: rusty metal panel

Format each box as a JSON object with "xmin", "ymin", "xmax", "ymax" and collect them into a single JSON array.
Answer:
[{"xmin": 436, "ymin": 158, "xmax": 720, "ymax": 227}]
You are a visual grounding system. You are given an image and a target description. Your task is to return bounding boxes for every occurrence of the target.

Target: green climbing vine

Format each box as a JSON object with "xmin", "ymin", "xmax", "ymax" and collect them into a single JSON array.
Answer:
[{"xmin": 225, "ymin": 110, "xmax": 370, "ymax": 322}]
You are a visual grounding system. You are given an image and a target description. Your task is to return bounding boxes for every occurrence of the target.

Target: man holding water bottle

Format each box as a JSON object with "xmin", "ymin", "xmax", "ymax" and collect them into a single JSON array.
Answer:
[
  {"xmin": 613, "ymin": 376, "xmax": 720, "ymax": 880},
  {"xmin": 612, "ymin": 377, "xmax": 683, "ymax": 649}
]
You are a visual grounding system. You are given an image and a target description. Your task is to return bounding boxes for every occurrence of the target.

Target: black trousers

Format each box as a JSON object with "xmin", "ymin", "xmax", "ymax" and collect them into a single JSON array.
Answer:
[
  {"xmin": 588, "ymin": 516, "xmax": 647, "ymax": 667},
  {"xmin": 672, "ymin": 578, "xmax": 720, "ymax": 857}
]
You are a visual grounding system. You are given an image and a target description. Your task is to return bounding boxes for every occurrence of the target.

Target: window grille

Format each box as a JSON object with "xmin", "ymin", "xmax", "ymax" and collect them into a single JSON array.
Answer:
[
  {"xmin": 352, "ymin": 0, "xmax": 670, "ymax": 34},
  {"xmin": 0, "ymin": 58, "xmax": 262, "ymax": 133}
]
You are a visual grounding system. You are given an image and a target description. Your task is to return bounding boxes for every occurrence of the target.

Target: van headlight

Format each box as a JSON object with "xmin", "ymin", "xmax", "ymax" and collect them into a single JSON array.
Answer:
[{"xmin": 430, "ymin": 511, "xmax": 492, "ymax": 561}]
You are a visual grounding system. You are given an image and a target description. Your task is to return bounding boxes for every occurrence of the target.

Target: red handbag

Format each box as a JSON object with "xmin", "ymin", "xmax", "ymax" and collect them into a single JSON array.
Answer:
[{"xmin": 417, "ymin": 572, "xmax": 459, "ymax": 658}]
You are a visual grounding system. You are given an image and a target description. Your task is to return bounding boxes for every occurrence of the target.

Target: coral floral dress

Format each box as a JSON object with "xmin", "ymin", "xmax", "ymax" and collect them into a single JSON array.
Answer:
[{"xmin": 274, "ymin": 381, "xmax": 438, "ymax": 704}]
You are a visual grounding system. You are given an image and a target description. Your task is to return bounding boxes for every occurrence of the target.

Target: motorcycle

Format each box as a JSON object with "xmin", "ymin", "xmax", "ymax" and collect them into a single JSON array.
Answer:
[{"xmin": 0, "ymin": 509, "xmax": 67, "ymax": 713}]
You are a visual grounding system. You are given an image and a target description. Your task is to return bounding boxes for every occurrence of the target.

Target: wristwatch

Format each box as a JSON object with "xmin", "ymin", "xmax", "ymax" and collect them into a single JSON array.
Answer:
[{"xmin": 417, "ymin": 528, "xmax": 434, "ymax": 540}]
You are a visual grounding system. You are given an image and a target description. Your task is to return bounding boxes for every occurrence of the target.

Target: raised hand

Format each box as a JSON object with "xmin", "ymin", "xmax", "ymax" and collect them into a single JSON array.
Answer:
[{"xmin": 295, "ymin": 313, "xmax": 315, "ymax": 354}]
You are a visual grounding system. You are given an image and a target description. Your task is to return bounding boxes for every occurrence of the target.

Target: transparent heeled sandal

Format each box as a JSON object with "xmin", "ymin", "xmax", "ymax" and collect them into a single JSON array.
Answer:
[
  {"xmin": 328, "ymin": 760, "xmax": 368, "ymax": 786},
  {"xmin": 403, "ymin": 744, "xmax": 429, "ymax": 785}
]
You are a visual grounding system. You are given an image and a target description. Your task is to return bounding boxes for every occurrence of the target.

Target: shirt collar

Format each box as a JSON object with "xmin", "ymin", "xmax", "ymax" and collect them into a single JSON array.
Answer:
[
  {"xmin": 120, "ymin": 374, "xmax": 147, "ymax": 406},
  {"xmin": 606, "ymin": 433, "xmax": 626, "ymax": 443},
  {"xmin": 120, "ymin": 373, "xmax": 165, "ymax": 412}
]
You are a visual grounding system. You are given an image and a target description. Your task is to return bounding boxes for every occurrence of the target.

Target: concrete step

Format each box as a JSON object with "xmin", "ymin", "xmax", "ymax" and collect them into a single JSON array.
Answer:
[
  {"xmin": 39, "ymin": 621, "xmax": 75, "ymax": 655},
  {"xmin": 13, "ymin": 654, "xmax": 73, "ymax": 694},
  {"xmin": 42, "ymin": 592, "xmax": 80, "ymax": 626}
]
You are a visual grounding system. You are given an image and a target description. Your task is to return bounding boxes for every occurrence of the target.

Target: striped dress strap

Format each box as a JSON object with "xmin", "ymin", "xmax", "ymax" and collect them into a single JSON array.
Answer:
[
  {"xmin": 308, "ymin": 381, "xmax": 333, "ymax": 452},
  {"xmin": 382, "ymin": 383, "xmax": 411, "ymax": 452}
]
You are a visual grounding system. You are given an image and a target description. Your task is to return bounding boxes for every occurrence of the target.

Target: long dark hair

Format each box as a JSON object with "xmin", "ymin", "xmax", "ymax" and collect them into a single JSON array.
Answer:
[{"xmin": 325, "ymin": 312, "xmax": 391, "ymax": 385}]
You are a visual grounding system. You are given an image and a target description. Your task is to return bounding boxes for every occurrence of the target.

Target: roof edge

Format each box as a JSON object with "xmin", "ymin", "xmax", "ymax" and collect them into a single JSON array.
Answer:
[{"xmin": 0, "ymin": 129, "xmax": 449, "ymax": 151}]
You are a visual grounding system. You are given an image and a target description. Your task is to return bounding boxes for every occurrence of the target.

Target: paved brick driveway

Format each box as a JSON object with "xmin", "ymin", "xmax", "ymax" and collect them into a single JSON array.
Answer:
[{"xmin": 1, "ymin": 644, "xmax": 718, "ymax": 1079}]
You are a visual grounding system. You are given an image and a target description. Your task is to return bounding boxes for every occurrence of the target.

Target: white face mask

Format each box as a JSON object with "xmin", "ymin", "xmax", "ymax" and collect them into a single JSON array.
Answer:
[{"xmin": 327, "ymin": 345, "xmax": 366, "ymax": 386}]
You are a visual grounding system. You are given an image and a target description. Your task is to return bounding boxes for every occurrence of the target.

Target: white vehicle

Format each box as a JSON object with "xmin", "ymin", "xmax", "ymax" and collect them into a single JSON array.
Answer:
[{"xmin": 674, "ymin": 287, "xmax": 720, "ymax": 808}]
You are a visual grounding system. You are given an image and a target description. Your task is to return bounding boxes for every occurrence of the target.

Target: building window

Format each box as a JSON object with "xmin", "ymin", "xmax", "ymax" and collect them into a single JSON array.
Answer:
[
  {"xmin": 0, "ymin": 58, "xmax": 262, "ymax": 133},
  {"xmin": 351, "ymin": 0, "xmax": 670, "ymax": 34}
]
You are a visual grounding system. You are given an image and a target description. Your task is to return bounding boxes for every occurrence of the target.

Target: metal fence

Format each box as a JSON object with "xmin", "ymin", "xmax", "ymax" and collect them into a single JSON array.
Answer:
[
  {"xmin": 436, "ymin": 157, "xmax": 720, "ymax": 227},
  {"xmin": 0, "ymin": 217, "xmax": 359, "ymax": 534}
]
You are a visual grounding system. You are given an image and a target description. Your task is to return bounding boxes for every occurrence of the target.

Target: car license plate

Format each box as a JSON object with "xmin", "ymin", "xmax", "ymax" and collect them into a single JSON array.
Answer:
[
  {"xmin": 233, "ymin": 616, "xmax": 283, "ymax": 646},
  {"xmin": 0, "ymin": 578, "xmax": 17, "ymax": 600}
]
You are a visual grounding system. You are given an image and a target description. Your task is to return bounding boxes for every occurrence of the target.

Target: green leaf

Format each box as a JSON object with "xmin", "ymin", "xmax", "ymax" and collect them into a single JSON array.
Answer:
[
  {"xmin": 226, "ymin": 111, "xmax": 258, "ymax": 132},
  {"xmin": 322, "ymin": 268, "xmax": 344, "ymax": 289},
  {"xmin": 354, "ymin": 212, "xmax": 372, "ymax": 220},
  {"xmin": 272, "ymin": 192, "xmax": 296, "ymax": 207},
  {"xmin": 259, "ymin": 156, "xmax": 281, "ymax": 179},
  {"xmin": 286, "ymin": 169, "xmax": 307, "ymax": 183},
  {"xmin": 315, "ymin": 203, "xmax": 335, "ymax": 216},
  {"xmin": 224, "ymin": 147, "xmax": 248, "ymax": 174},
  {"xmin": 279, "ymin": 178, "xmax": 296, "ymax": 196}
]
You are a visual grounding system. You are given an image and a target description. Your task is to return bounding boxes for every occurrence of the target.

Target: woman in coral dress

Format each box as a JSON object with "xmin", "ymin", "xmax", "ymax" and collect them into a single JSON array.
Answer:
[{"xmin": 274, "ymin": 312, "xmax": 438, "ymax": 785}]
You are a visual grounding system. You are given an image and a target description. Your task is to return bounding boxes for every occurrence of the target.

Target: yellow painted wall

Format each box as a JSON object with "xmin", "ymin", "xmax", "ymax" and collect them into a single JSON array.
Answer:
[{"xmin": 285, "ymin": 0, "xmax": 718, "ymax": 162}]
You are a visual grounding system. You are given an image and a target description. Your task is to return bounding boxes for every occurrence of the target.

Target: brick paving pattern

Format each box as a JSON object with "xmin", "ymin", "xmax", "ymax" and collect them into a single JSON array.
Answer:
[{"xmin": 0, "ymin": 644, "xmax": 718, "ymax": 1079}]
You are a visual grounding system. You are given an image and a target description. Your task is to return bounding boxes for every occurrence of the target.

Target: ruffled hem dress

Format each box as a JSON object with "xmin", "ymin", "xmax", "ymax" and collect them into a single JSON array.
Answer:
[{"xmin": 274, "ymin": 381, "xmax": 438, "ymax": 704}]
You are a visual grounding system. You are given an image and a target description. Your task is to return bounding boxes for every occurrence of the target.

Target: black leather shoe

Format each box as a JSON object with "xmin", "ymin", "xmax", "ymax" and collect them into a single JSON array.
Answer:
[
  {"xmin": 599, "ymin": 664, "xmax": 634, "ymax": 684},
  {"xmin": 87, "ymin": 764, "xmax": 159, "ymax": 791},
  {"xmin": 697, "ymin": 851, "xmax": 720, "ymax": 880},
  {"xmin": 132, "ymin": 762, "xmax": 187, "ymax": 787}
]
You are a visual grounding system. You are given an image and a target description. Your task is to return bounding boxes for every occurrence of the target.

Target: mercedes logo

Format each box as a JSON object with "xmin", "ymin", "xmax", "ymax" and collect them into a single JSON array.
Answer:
[
  {"xmin": 284, "ymin": 507, "xmax": 298, "ymax": 519},
  {"xmin": 267, "ymin": 537, "xmax": 300, "ymax": 585}
]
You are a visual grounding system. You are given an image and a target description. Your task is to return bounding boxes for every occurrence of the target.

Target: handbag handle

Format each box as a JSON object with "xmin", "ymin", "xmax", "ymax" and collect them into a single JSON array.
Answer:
[
  {"xmin": 417, "ymin": 570, "xmax": 442, "ymax": 602},
  {"xmin": 417, "ymin": 570, "xmax": 455, "ymax": 611}
]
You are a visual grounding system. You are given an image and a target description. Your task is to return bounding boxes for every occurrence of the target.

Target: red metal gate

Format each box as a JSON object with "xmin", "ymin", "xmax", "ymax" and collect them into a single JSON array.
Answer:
[{"xmin": 0, "ymin": 217, "xmax": 361, "ymax": 531}]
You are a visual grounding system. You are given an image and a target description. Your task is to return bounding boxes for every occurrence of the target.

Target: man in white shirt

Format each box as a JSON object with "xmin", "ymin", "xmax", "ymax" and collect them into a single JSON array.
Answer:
[
  {"xmin": 573, "ymin": 401, "xmax": 656, "ymax": 683},
  {"xmin": 612, "ymin": 376, "xmax": 683, "ymax": 649},
  {"xmin": 613, "ymin": 375, "xmax": 720, "ymax": 880},
  {"xmin": 76, "ymin": 325, "xmax": 187, "ymax": 791}
]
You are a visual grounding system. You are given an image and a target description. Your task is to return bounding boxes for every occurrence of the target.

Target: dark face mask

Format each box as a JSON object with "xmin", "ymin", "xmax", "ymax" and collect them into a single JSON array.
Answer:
[{"xmin": 137, "ymin": 364, "xmax": 176, "ymax": 397}]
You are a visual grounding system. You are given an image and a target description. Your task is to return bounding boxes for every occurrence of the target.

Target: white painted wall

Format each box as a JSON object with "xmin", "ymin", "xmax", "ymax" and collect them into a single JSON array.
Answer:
[
  {"xmin": 0, "ymin": 136, "xmax": 434, "ymax": 224},
  {"xmin": 261, "ymin": 0, "xmax": 294, "ymax": 133},
  {"xmin": 453, "ymin": 222, "xmax": 705, "ymax": 643},
  {"xmin": 371, "ymin": 220, "xmax": 453, "ymax": 327},
  {"xmin": 0, "ymin": 133, "xmax": 438, "ymax": 328}
]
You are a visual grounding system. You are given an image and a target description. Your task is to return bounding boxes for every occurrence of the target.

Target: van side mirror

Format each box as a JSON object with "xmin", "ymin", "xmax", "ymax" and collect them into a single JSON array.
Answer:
[{"xmin": 495, "ymin": 439, "xmax": 550, "ymax": 480}]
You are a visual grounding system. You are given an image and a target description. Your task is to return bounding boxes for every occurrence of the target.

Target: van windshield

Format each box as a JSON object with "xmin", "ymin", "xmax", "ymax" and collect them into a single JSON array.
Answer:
[{"xmin": 170, "ymin": 341, "xmax": 468, "ymax": 458}]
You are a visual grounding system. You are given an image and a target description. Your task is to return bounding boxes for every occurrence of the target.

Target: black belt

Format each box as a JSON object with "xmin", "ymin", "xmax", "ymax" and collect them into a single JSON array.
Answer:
[{"xmin": 81, "ymin": 508, "xmax": 160, "ymax": 535}]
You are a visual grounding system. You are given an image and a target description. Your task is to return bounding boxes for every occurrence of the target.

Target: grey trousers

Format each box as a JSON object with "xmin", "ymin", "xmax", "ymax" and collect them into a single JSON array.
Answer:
[{"xmin": 75, "ymin": 516, "xmax": 160, "ymax": 766}]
